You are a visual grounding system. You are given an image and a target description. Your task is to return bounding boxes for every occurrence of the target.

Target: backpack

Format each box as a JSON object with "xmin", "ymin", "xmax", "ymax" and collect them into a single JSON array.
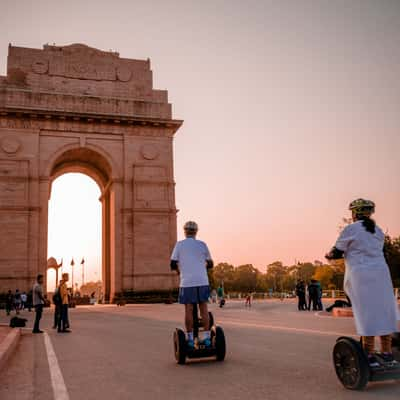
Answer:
[
  {"xmin": 52, "ymin": 288, "xmax": 62, "ymax": 305},
  {"xmin": 10, "ymin": 316, "xmax": 27, "ymax": 328}
]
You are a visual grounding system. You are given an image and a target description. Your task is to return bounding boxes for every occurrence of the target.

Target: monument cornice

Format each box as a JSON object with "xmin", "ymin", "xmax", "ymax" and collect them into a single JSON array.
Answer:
[
  {"xmin": 0, "ymin": 206, "xmax": 40, "ymax": 212},
  {"xmin": 0, "ymin": 110, "xmax": 182, "ymax": 137},
  {"xmin": 0, "ymin": 88, "xmax": 182, "ymax": 134}
]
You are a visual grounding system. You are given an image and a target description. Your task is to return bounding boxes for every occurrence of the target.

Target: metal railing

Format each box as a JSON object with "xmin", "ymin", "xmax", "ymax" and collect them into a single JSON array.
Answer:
[{"xmin": 218, "ymin": 288, "xmax": 400, "ymax": 301}]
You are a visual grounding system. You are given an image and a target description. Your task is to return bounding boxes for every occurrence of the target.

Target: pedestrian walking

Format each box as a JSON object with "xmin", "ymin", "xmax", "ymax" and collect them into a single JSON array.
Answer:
[
  {"xmin": 245, "ymin": 293, "xmax": 252, "ymax": 307},
  {"xmin": 32, "ymin": 274, "xmax": 45, "ymax": 333},
  {"xmin": 21, "ymin": 292, "xmax": 27, "ymax": 310},
  {"xmin": 217, "ymin": 284, "xmax": 225, "ymax": 308}
]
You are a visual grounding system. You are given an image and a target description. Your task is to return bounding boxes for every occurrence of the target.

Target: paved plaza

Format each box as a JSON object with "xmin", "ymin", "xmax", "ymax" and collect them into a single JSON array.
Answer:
[{"xmin": 1, "ymin": 300, "xmax": 399, "ymax": 400}]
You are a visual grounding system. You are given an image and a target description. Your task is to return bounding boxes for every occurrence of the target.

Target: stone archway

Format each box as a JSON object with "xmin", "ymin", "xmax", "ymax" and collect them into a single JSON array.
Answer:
[{"xmin": 0, "ymin": 44, "xmax": 182, "ymax": 300}]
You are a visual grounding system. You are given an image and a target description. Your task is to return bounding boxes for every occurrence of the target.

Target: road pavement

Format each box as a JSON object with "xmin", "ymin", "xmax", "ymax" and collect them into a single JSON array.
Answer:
[{"xmin": 1, "ymin": 299, "xmax": 400, "ymax": 400}]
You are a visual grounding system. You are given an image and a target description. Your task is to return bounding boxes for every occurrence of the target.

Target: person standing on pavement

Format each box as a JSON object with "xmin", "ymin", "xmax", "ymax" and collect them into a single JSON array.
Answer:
[
  {"xmin": 58, "ymin": 273, "xmax": 71, "ymax": 333},
  {"xmin": 52, "ymin": 280, "xmax": 62, "ymax": 329},
  {"xmin": 32, "ymin": 274, "xmax": 45, "ymax": 333},
  {"xmin": 14, "ymin": 289, "xmax": 21, "ymax": 314},
  {"xmin": 307, "ymin": 280, "xmax": 319, "ymax": 311},
  {"xmin": 27, "ymin": 289, "xmax": 33, "ymax": 312},
  {"xmin": 5, "ymin": 290, "xmax": 13, "ymax": 316},
  {"xmin": 295, "ymin": 280, "xmax": 307, "ymax": 310},
  {"xmin": 315, "ymin": 280, "xmax": 323, "ymax": 311}
]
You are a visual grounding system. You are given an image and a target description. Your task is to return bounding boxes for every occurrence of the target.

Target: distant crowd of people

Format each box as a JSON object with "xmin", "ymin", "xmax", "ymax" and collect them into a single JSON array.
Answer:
[
  {"xmin": 295, "ymin": 279, "xmax": 323, "ymax": 311},
  {"xmin": 4, "ymin": 273, "xmax": 72, "ymax": 334},
  {"xmin": 5, "ymin": 289, "xmax": 32, "ymax": 315}
]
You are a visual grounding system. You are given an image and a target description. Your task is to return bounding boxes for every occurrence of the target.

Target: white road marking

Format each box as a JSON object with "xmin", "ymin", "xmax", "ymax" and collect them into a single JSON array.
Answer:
[
  {"xmin": 43, "ymin": 332, "xmax": 70, "ymax": 400},
  {"xmin": 221, "ymin": 319, "xmax": 356, "ymax": 338}
]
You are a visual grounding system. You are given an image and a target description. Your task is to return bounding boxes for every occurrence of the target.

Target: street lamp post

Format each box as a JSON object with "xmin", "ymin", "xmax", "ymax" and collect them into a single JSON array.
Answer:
[
  {"xmin": 56, "ymin": 258, "xmax": 63, "ymax": 288},
  {"xmin": 81, "ymin": 257, "xmax": 85, "ymax": 289},
  {"xmin": 71, "ymin": 258, "xmax": 75, "ymax": 296}
]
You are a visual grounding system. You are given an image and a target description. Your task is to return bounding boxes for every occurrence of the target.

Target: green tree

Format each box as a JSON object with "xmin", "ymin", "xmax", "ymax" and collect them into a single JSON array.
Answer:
[
  {"xmin": 265, "ymin": 261, "xmax": 286, "ymax": 291},
  {"xmin": 297, "ymin": 263, "xmax": 316, "ymax": 283},
  {"xmin": 330, "ymin": 270, "xmax": 344, "ymax": 290},
  {"xmin": 313, "ymin": 265, "xmax": 334, "ymax": 289},
  {"xmin": 212, "ymin": 263, "xmax": 235, "ymax": 291},
  {"xmin": 384, "ymin": 235, "xmax": 400, "ymax": 287},
  {"xmin": 256, "ymin": 273, "xmax": 269, "ymax": 292},
  {"xmin": 233, "ymin": 264, "xmax": 259, "ymax": 292}
]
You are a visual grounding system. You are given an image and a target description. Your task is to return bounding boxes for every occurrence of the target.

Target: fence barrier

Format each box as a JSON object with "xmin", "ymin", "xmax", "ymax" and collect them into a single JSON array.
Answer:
[{"xmin": 220, "ymin": 289, "xmax": 400, "ymax": 301}]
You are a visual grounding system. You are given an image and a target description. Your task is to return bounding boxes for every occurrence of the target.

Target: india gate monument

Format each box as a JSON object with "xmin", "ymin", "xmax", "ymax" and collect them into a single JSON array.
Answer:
[{"xmin": 0, "ymin": 44, "xmax": 182, "ymax": 301}]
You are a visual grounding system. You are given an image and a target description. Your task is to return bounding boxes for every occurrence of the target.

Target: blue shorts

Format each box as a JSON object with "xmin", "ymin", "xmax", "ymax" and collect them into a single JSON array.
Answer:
[{"xmin": 178, "ymin": 285, "xmax": 210, "ymax": 304}]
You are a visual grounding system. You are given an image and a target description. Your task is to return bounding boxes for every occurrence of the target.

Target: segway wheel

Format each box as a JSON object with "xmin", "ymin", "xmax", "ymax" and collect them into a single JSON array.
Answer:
[
  {"xmin": 173, "ymin": 329, "xmax": 187, "ymax": 364},
  {"xmin": 333, "ymin": 337, "xmax": 369, "ymax": 390},
  {"xmin": 391, "ymin": 332, "xmax": 400, "ymax": 350},
  {"xmin": 215, "ymin": 326, "xmax": 226, "ymax": 361}
]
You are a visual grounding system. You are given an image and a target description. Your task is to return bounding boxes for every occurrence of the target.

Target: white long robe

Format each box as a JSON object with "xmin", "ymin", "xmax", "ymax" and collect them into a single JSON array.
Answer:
[{"xmin": 335, "ymin": 221, "xmax": 398, "ymax": 336}]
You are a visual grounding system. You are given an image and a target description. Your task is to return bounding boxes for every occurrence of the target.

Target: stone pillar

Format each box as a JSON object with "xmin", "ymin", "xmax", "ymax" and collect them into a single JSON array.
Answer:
[
  {"xmin": 38, "ymin": 178, "xmax": 50, "ymax": 289},
  {"xmin": 101, "ymin": 190, "xmax": 111, "ymax": 302},
  {"xmin": 109, "ymin": 180, "xmax": 124, "ymax": 299}
]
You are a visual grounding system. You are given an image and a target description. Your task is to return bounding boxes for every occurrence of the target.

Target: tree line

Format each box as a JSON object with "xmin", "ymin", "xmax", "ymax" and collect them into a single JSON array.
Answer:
[{"xmin": 208, "ymin": 235, "xmax": 400, "ymax": 293}]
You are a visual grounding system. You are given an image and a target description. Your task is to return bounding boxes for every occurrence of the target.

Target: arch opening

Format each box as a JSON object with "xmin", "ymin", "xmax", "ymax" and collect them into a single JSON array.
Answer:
[{"xmin": 46, "ymin": 147, "xmax": 115, "ymax": 301}]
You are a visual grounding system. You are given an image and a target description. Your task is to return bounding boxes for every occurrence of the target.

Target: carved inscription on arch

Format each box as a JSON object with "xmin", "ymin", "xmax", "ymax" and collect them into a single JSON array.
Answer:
[{"xmin": 49, "ymin": 59, "xmax": 117, "ymax": 81}]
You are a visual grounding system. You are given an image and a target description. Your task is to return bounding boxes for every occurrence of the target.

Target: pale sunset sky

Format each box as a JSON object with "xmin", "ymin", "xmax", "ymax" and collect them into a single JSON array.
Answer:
[{"xmin": 1, "ymin": 1, "xmax": 399, "ymax": 285}]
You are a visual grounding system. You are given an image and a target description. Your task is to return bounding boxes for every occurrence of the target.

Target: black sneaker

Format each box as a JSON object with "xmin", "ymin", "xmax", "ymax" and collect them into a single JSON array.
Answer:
[
  {"xmin": 378, "ymin": 352, "xmax": 398, "ymax": 365},
  {"xmin": 368, "ymin": 354, "xmax": 381, "ymax": 368}
]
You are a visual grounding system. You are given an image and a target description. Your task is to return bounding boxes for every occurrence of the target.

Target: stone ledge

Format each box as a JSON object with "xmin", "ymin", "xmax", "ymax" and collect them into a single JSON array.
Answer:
[
  {"xmin": 0, "ymin": 327, "xmax": 21, "ymax": 372},
  {"xmin": 332, "ymin": 308, "xmax": 354, "ymax": 317}
]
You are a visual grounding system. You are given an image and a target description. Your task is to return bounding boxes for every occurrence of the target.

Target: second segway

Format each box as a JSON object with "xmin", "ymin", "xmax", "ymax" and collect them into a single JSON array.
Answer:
[{"xmin": 333, "ymin": 332, "xmax": 400, "ymax": 390}]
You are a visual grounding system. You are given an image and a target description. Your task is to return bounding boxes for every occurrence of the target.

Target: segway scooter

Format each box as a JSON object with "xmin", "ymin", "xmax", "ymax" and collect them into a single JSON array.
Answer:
[
  {"xmin": 173, "ymin": 305, "xmax": 226, "ymax": 364},
  {"xmin": 333, "ymin": 332, "xmax": 400, "ymax": 390}
]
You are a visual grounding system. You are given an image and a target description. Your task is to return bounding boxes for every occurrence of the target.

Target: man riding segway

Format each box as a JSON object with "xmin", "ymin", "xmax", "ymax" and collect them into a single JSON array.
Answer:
[{"xmin": 170, "ymin": 221, "xmax": 214, "ymax": 349}]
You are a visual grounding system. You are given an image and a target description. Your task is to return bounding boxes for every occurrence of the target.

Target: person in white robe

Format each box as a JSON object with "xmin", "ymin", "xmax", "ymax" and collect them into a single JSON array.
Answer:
[{"xmin": 326, "ymin": 198, "xmax": 399, "ymax": 366}]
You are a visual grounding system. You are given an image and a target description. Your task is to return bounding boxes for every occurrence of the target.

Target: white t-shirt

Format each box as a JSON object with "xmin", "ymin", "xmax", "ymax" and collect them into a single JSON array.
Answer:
[{"xmin": 171, "ymin": 237, "xmax": 212, "ymax": 288}]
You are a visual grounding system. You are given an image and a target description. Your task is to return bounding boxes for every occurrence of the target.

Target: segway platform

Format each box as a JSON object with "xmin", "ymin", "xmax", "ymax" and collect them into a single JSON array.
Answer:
[{"xmin": 333, "ymin": 333, "xmax": 400, "ymax": 390}]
